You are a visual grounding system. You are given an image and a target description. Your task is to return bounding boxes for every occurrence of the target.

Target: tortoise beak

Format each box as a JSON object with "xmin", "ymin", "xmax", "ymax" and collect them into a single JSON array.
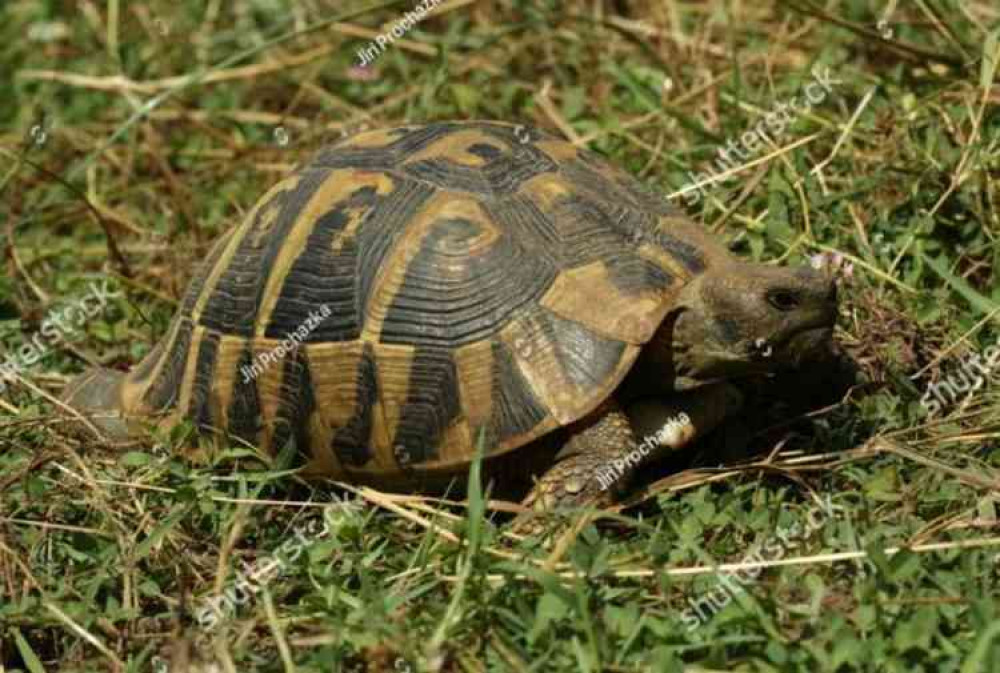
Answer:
[
  {"xmin": 777, "ymin": 323, "xmax": 836, "ymax": 366},
  {"xmin": 769, "ymin": 275, "xmax": 838, "ymax": 366}
]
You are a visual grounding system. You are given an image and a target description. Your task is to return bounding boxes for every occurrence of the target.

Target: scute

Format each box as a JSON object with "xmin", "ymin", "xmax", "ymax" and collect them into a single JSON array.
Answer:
[{"xmin": 118, "ymin": 121, "xmax": 720, "ymax": 483}]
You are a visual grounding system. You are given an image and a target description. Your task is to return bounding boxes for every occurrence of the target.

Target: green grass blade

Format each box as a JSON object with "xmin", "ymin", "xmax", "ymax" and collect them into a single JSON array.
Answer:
[
  {"xmin": 13, "ymin": 627, "xmax": 48, "ymax": 673},
  {"xmin": 921, "ymin": 253, "xmax": 999, "ymax": 315}
]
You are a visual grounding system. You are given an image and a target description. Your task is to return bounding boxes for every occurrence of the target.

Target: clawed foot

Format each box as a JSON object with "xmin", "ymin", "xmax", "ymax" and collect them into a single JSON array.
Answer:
[{"xmin": 509, "ymin": 460, "xmax": 616, "ymax": 539}]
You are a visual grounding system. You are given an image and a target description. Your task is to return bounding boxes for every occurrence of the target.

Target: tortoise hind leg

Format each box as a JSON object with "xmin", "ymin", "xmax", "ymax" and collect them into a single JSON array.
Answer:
[{"xmin": 60, "ymin": 368, "xmax": 132, "ymax": 441}]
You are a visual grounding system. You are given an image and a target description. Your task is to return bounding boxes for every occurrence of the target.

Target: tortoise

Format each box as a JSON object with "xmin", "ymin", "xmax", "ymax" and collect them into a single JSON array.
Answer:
[{"xmin": 62, "ymin": 120, "xmax": 838, "ymax": 521}]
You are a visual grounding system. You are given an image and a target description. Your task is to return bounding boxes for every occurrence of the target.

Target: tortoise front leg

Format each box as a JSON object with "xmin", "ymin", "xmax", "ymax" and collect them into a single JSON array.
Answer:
[
  {"xmin": 511, "ymin": 384, "xmax": 743, "ymax": 535},
  {"xmin": 625, "ymin": 383, "xmax": 744, "ymax": 459}
]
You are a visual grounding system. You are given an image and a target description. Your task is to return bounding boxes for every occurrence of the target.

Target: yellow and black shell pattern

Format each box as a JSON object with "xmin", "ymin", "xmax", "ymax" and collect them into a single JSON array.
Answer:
[{"xmin": 116, "ymin": 121, "xmax": 722, "ymax": 482}]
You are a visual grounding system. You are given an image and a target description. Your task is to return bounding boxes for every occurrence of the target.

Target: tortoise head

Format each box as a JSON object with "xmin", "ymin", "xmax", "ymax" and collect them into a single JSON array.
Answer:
[{"xmin": 668, "ymin": 260, "xmax": 838, "ymax": 382}]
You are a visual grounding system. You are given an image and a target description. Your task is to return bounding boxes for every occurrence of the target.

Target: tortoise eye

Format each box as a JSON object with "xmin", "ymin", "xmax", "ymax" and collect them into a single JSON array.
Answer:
[{"xmin": 767, "ymin": 289, "xmax": 801, "ymax": 312}]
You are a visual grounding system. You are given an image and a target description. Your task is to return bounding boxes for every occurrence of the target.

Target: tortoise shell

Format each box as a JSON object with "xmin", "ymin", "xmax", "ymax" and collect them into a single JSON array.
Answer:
[{"xmin": 117, "ymin": 121, "xmax": 725, "ymax": 482}]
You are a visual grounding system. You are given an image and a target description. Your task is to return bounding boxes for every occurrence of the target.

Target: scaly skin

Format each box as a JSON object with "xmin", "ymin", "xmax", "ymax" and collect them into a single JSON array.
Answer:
[
  {"xmin": 511, "ymin": 383, "xmax": 742, "ymax": 536},
  {"xmin": 516, "ymin": 403, "xmax": 634, "ymax": 515}
]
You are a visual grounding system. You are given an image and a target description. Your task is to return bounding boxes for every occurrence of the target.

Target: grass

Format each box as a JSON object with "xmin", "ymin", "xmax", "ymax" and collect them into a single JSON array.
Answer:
[{"xmin": 1, "ymin": 0, "xmax": 1000, "ymax": 670}]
